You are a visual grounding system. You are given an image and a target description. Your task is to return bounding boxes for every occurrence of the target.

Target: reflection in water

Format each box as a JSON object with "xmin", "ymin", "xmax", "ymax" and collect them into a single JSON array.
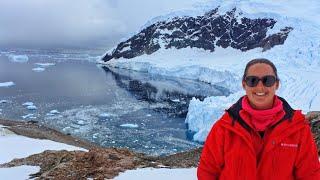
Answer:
[{"xmin": 104, "ymin": 66, "xmax": 230, "ymax": 118}]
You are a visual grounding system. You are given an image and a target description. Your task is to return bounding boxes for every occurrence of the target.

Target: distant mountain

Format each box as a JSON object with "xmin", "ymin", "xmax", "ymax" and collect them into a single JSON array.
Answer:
[{"xmin": 103, "ymin": 8, "xmax": 292, "ymax": 61}]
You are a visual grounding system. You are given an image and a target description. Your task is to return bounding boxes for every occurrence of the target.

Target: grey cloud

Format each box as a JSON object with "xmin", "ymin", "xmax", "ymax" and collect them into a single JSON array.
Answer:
[{"xmin": 0, "ymin": 0, "xmax": 200, "ymax": 49}]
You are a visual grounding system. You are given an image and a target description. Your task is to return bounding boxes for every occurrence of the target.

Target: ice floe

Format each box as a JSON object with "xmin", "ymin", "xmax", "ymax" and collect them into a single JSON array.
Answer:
[
  {"xmin": 120, "ymin": 123, "xmax": 139, "ymax": 128},
  {"xmin": 34, "ymin": 63, "xmax": 55, "ymax": 67},
  {"xmin": 22, "ymin": 102, "xmax": 37, "ymax": 110},
  {"xmin": 21, "ymin": 114, "xmax": 36, "ymax": 119},
  {"xmin": 99, "ymin": 113, "xmax": 112, "ymax": 118},
  {"xmin": 32, "ymin": 67, "xmax": 45, "ymax": 72},
  {"xmin": 22, "ymin": 102, "xmax": 34, "ymax": 106},
  {"xmin": 7, "ymin": 54, "xmax": 29, "ymax": 63},
  {"xmin": 0, "ymin": 100, "xmax": 8, "ymax": 104},
  {"xmin": 0, "ymin": 82, "xmax": 15, "ymax": 87}
]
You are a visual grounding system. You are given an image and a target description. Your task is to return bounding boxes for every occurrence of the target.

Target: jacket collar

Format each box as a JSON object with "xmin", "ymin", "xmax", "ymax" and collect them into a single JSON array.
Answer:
[{"xmin": 225, "ymin": 95, "xmax": 295, "ymax": 132}]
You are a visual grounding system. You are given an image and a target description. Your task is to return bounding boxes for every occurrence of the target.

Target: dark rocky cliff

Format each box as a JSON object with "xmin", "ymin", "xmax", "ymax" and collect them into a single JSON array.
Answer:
[{"xmin": 103, "ymin": 8, "xmax": 292, "ymax": 61}]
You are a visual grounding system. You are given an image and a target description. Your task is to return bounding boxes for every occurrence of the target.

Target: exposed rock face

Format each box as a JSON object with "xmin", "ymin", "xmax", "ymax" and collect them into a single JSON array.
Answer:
[
  {"xmin": 307, "ymin": 111, "xmax": 320, "ymax": 154},
  {"xmin": 103, "ymin": 8, "xmax": 293, "ymax": 61}
]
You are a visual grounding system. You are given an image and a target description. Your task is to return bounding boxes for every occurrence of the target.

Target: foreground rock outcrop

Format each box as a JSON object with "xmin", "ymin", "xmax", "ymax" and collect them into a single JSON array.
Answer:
[
  {"xmin": 0, "ymin": 147, "xmax": 201, "ymax": 179},
  {"xmin": 307, "ymin": 111, "xmax": 320, "ymax": 154}
]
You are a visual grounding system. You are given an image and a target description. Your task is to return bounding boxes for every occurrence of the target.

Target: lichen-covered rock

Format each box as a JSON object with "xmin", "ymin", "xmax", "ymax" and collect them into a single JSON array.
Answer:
[{"xmin": 307, "ymin": 111, "xmax": 320, "ymax": 154}]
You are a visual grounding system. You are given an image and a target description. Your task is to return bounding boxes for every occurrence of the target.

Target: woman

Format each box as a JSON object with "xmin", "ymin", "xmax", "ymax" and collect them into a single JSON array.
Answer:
[{"xmin": 197, "ymin": 58, "xmax": 320, "ymax": 180}]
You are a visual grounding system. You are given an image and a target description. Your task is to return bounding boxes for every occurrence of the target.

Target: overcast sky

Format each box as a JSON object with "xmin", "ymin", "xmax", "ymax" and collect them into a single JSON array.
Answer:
[{"xmin": 0, "ymin": 0, "xmax": 202, "ymax": 49}]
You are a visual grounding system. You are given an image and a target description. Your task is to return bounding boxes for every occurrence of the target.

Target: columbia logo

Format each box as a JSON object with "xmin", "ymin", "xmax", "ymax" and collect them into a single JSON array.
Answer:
[{"xmin": 280, "ymin": 143, "xmax": 298, "ymax": 148}]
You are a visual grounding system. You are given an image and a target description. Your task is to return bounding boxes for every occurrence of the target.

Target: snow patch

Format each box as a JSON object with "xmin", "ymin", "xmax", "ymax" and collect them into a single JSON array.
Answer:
[
  {"xmin": 0, "ymin": 166, "xmax": 40, "ymax": 180},
  {"xmin": 115, "ymin": 168, "xmax": 197, "ymax": 180},
  {"xmin": 0, "ymin": 133, "xmax": 86, "ymax": 164}
]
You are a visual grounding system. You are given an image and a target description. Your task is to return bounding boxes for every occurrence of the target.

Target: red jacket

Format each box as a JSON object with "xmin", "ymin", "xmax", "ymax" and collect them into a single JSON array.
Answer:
[{"xmin": 197, "ymin": 97, "xmax": 320, "ymax": 180}]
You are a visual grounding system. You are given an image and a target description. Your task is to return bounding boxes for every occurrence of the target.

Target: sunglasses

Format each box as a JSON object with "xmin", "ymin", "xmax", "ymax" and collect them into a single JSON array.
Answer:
[{"xmin": 244, "ymin": 75, "xmax": 277, "ymax": 87}]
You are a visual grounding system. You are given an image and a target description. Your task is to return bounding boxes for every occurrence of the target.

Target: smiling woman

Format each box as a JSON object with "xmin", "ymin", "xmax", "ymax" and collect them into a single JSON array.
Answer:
[{"xmin": 197, "ymin": 58, "xmax": 320, "ymax": 180}]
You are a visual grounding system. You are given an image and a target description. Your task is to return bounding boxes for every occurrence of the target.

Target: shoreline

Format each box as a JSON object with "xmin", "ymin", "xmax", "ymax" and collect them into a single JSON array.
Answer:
[
  {"xmin": 0, "ymin": 118, "xmax": 201, "ymax": 179},
  {"xmin": 0, "ymin": 118, "xmax": 98, "ymax": 150}
]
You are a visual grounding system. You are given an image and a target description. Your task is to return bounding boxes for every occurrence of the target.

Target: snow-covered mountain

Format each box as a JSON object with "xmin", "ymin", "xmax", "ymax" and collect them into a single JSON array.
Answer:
[
  {"xmin": 99, "ymin": 0, "xmax": 320, "ymax": 142},
  {"xmin": 102, "ymin": 8, "xmax": 292, "ymax": 61}
]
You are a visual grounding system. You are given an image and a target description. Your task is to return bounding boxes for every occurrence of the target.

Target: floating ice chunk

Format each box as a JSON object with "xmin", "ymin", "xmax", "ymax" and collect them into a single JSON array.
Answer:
[
  {"xmin": 8, "ymin": 54, "xmax": 29, "ymax": 63},
  {"xmin": 46, "ymin": 110, "xmax": 60, "ymax": 116},
  {"xmin": 49, "ymin": 110, "xmax": 60, "ymax": 114},
  {"xmin": 22, "ymin": 114, "xmax": 36, "ymax": 119},
  {"xmin": 99, "ymin": 113, "xmax": 112, "ymax": 118},
  {"xmin": 22, "ymin": 102, "xmax": 34, "ymax": 106},
  {"xmin": 35, "ymin": 63, "xmax": 55, "ymax": 67},
  {"xmin": 32, "ymin": 67, "xmax": 45, "ymax": 72},
  {"xmin": 93, "ymin": 133, "xmax": 99, "ymax": 139},
  {"xmin": 170, "ymin": 99, "xmax": 180, "ymax": 102},
  {"xmin": 0, "ymin": 82, "xmax": 15, "ymax": 87},
  {"xmin": 62, "ymin": 126, "xmax": 71, "ymax": 132},
  {"xmin": 27, "ymin": 105, "xmax": 37, "ymax": 110},
  {"xmin": 0, "ymin": 100, "xmax": 8, "ymax": 103},
  {"xmin": 120, "ymin": 123, "xmax": 139, "ymax": 128},
  {"xmin": 76, "ymin": 120, "xmax": 86, "ymax": 125}
]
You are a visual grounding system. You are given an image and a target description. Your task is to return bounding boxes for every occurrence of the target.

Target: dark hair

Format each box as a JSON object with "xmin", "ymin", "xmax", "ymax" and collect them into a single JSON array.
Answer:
[{"xmin": 242, "ymin": 58, "xmax": 279, "ymax": 81}]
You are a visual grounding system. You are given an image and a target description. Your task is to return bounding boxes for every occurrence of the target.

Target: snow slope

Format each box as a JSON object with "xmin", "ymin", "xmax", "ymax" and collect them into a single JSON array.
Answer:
[
  {"xmin": 115, "ymin": 167, "xmax": 197, "ymax": 180},
  {"xmin": 0, "ymin": 125, "xmax": 86, "ymax": 179},
  {"xmin": 100, "ymin": 0, "xmax": 320, "ymax": 142}
]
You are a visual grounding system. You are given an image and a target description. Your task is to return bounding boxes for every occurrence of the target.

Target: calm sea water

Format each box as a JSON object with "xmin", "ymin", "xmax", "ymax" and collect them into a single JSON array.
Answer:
[{"xmin": 0, "ymin": 49, "xmax": 229, "ymax": 155}]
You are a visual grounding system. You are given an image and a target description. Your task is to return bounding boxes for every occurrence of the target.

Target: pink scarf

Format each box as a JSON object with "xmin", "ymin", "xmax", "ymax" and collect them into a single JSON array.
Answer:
[{"xmin": 240, "ymin": 96, "xmax": 285, "ymax": 131}]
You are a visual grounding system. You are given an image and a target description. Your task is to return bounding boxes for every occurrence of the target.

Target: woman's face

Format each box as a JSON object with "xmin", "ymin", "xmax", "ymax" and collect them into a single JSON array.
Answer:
[{"xmin": 242, "ymin": 63, "xmax": 279, "ymax": 110}]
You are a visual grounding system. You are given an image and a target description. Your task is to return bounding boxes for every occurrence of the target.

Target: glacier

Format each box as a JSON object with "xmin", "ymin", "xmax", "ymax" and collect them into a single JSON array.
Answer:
[{"xmin": 99, "ymin": 0, "xmax": 320, "ymax": 142}]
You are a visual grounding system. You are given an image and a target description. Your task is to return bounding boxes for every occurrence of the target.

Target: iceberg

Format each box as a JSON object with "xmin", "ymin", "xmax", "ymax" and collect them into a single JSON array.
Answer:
[
  {"xmin": 0, "ymin": 82, "xmax": 15, "ymax": 87},
  {"xmin": 26, "ymin": 105, "xmax": 37, "ymax": 110},
  {"xmin": 8, "ymin": 54, "xmax": 29, "ymax": 63},
  {"xmin": 35, "ymin": 63, "xmax": 55, "ymax": 67},
  {"xmin": 21, "ymin": 114, "xmax": 36, "ymax": 119},
  {"xmin": 120, "ymin": 124, "xmax": 139, "ymax": 128},
  {"xmin": 0, "ymin": 100, "xmax": 9, "ymax": 104},
  {"xmin": 49, "ymin": 110, "xmax": 60, "ymax": 114},
  {"xmin": 22, "ymin": 102, "xmax": 34, "ymax": 106},
  {"xmin": 32, "ymin": 67, "xmax": 46, "ymax": 72}
]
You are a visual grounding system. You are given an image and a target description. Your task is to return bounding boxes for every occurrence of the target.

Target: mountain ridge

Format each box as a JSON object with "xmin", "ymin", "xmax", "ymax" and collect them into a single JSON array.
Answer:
[{"xmin": 103, "ymin": 8, "xmax": 292, "ymax": 61}]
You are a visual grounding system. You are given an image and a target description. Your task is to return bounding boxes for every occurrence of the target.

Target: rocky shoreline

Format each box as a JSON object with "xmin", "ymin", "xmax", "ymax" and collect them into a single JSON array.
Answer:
[{"xmin": 0, "ymin": 111, "xmax": 319, "ymax": 179}]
